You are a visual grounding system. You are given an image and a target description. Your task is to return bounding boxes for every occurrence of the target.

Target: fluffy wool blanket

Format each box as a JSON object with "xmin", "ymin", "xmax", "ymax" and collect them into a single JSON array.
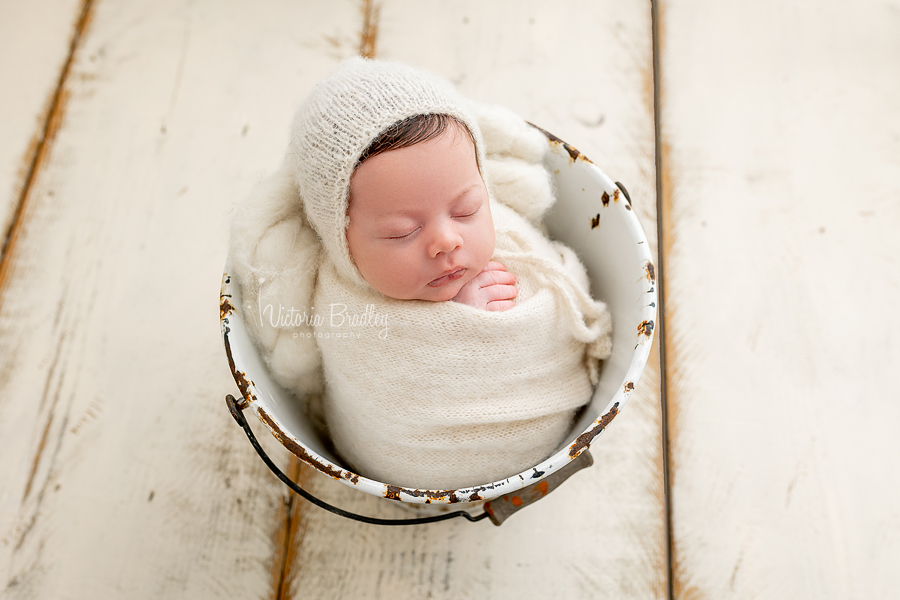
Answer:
[{"xmin": 229, "ymin": 103, "xmax": 612, "ymax": 489}]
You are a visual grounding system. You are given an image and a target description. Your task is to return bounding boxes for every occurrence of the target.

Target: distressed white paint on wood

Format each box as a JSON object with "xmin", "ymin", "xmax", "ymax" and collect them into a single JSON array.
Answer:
[
  {"xmin": 659, "ymin": 0, "xmax": 900, "ymax": 597},
  {"xmin": 275, "ymin": 2, "xmax": 667, "ymax": 599},
  {"xmin": 0, "ymin": 0, "xmax": 83, "ymax": 246},
  {"xmin": 0, "ymin": 0, "xmax": 364, "ymax": 597}
]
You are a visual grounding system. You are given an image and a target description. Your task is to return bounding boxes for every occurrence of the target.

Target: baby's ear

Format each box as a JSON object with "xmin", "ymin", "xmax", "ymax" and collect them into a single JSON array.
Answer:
[{"xmin": 471, "ymin": 101, "xmax": 547, "ymax": 164}]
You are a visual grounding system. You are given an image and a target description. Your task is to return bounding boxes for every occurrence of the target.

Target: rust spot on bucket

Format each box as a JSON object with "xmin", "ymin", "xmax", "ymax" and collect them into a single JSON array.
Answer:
[
  {"xmin": 601, "ymin": 191, "xmax": 610, "ymax": 207},
  {"xmin": 536, "ymin": 480, "xmax": 549, "ymax": 496},
  {"xmin": 644, "ymin": 261, "xmax": 656, "ymax": 282},
  {"xmin": 526, "ymin": 122, "xmax": 593, "ymax": 163},
  {"xmin": 220, "ymin": 274, "xmax": 235, "ymax": 320},
  {"xmin": 220, "ymin": 297, "xmax": 234, "ymax": 321},
  {"xmin": 591, "ymin": 214, "xmax": 600, "ymax": 229},
  {"xmin": 511, "ymin": 496, "xmax": 523, "ymax": 506},
  {"xmin": 638, "ymin": 320, "xmax": 654, "ymax": 337},
  {"xmin": 234, "ymin": 370, "xmax": 254, "ymax": 404},
  {"xmin": 568, "ymin": 402, "xmax": 620, "ymax": 458},
  {"xmin": 221, "ymin": 274, "xmax": 258, "ymax": 408},
  {"xmin": 223, "ymin": 323, "xmax": 256, "ymax": 407},
  {"xmin": 382, "ymin": 485, "xmax": 461, "ymax": 503},
  {"xmin": 624, "ymin": 382, "xmax": 634, "ymax": 393},
  {"xmin": 257, "ymin": 410, "xmax": 351, "ymax": 481},
  {"xmin": 613, "ymin": 188, "xmax": 620, "ymax": 202}
]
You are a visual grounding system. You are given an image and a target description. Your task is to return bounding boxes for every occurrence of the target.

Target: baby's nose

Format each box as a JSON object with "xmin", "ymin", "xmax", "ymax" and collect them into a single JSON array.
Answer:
[{"xmin": 428, "ymin": 224, "xmax": 463, "ymax": 257}]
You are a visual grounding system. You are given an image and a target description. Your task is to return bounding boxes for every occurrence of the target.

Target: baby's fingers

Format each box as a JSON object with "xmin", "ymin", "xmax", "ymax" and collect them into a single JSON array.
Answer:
[
  {"xmin": 475, "ymin": 268, "xmax": 516, "ymax": 288},
  {"xmin": 486, "ymin": 299, "xmax": 516, "ymax": 312},
  {"xmin": 484, "ymin": 283, "xmax": 518, "ymax": 304},
  {"xmin": 482, "ymin": 261, "xmax": 508, "ymax": 273}
]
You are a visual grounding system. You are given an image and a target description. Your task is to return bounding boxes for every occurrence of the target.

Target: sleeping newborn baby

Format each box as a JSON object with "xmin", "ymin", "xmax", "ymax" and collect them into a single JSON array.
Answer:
[
  {"xmin": 230, "ymin": 58, "xmax": 612, "ymax": 490},
  {"xmin": 346, "ymin": 113, "xmax": 515, "ymax": 311}
]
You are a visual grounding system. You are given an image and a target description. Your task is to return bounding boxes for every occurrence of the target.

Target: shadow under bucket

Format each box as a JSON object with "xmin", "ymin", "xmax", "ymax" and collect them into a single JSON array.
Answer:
[{"xmin": 220, "ymin": 127, "xmax": 658, "ymax": 525}]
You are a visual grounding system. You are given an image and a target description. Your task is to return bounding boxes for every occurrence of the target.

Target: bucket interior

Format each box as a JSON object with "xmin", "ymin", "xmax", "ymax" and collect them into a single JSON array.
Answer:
[{"xmin": 221, "ymin": 131, "xmax": 657, "ymax": 504}]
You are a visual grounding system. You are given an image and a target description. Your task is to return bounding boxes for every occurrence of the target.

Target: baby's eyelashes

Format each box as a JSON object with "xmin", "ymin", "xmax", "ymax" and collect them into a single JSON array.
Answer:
[
  {"xmin": 383, "ymin": 227, "xmax": 420, "ymax": 240},
  {"xmin": 452, "ymin": 207, "xmax": 480, "ymax": 219}
]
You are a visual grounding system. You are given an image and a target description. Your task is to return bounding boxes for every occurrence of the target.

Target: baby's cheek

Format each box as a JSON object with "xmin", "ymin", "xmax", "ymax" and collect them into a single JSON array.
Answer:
[
  {"xmin": 350, "ymin": 245, "xmax": 390, "ymax": 287},
  {"xmin": 477, "ymin": 224, "xmax": 497, "ymax": 267}
]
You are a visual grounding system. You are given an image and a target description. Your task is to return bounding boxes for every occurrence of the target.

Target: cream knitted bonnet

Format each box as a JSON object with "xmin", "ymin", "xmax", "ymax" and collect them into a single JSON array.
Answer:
[{"xmin": 289, "ymin": 57, "xmax": 487, "ymax": 286}]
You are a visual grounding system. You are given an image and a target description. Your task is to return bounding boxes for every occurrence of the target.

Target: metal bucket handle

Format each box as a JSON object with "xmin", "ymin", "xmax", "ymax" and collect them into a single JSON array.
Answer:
[{"xmin": 226, "ymin": 393, "xmax": 593, "ymax": 526}]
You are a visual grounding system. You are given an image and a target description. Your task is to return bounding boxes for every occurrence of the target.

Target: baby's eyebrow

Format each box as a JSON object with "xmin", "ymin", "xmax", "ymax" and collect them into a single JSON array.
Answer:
[
  {"xmin": 369, "ymin": 207, "xmax": 419, "ymax": 221},
  {"xmin": 452, "ymin": 182, "xmax": 482, "ymax": 202},
  {"xmin": 366, "ymin": 211, "xmax": 422, "ymax": 233},
  {"xmin": 371, "ymin": 183, "xmax": 483, "ymax": 220}
]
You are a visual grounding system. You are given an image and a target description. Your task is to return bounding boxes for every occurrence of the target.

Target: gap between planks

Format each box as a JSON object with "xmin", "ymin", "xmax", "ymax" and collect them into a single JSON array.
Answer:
[
  {"xmin": 270, "ymin": 2, "xmax": 383, "ymax": 596},
  {"xmin": 0, "ymin": 0, "xmax": 95, "ymax": 304},
  {"xmin": 359, "ymin": 0, "xmax": 380, "ymax": 59},
  {"xmin": 650, "ymin": 1, "xmax": 675, "ymax": 600},
  {"xmin": 274, "ymin": 490, "xmax": 295, "ymax": 600},
  {"xmin": 273, "ymin": 459, "xmax": 305, "ymax": 600}
]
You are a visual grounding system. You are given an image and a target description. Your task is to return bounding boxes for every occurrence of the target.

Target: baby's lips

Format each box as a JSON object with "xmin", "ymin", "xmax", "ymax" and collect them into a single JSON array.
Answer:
[{"xmin": 427, "ymin": 267, "xmax": 466, "ymax": 287}]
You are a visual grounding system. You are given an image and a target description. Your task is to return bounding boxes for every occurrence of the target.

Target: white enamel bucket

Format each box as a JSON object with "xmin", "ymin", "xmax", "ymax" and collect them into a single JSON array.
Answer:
[{"xmin": 220, "ymin": 127, "xmax": 657, "ymax": 521}]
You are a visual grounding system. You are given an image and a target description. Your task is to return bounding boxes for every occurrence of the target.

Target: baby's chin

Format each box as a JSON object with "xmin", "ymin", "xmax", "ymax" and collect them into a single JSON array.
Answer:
[{"xmin": 368, "ymin": 280, "xmax": 463, "ymax": 303}]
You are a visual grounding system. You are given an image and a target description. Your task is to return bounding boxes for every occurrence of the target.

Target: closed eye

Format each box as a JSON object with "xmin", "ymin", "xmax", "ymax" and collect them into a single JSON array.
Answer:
[
  {"xmin": 385, "ymin": 227, "xmax": 420, "ymax": 240},
  {"xmin": 453, "ymin": 206, "xmax": 480, "ymax": 219}
]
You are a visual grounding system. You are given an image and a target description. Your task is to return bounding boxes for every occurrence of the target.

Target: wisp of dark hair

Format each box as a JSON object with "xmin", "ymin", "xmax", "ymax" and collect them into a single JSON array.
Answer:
[{"xmin": 356, "ymin": 113, "xmax": 476, "ymax": 166}]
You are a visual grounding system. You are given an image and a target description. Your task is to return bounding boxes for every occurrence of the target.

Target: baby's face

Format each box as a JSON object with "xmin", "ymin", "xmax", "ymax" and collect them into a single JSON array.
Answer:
[{"xmin": 347, "ymin": 124, "xmax": 494, "ymax": 302}]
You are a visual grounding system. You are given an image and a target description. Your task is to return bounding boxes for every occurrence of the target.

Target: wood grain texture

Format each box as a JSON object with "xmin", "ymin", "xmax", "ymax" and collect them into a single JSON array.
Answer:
[
  {"xmin": 274, "ymin": 2, "xmax": 667, "ymax": 599},
  {"xmin": 658, "ymin": 0, "xmax": 900, "ymax": 598},
  {"xmin": 0, "ymin": 0, "xmax": 362, "ymax": 597},
  {"xmin": 0, "ymin": 0, "xmax": 85, "ymax": 263}
]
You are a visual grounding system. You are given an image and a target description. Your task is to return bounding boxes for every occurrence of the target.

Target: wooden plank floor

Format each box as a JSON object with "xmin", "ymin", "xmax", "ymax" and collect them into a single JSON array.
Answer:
[
  {"xmin": 1, "ymin": 0, "xmax": 896, "ymax": 598},
  {"xmin": 658, "ymin": 0, "xmax": 900, "ymax": 598},
  {"xmin": 0, "ymin": 1, "xmax": 664, "ymax": 598}
]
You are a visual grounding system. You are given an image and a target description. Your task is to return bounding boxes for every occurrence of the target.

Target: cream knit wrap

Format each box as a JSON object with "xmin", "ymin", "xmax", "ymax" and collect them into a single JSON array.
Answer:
[{"xmin": 229, "ymin": 58, "xmax": 612, "ymax": 489}]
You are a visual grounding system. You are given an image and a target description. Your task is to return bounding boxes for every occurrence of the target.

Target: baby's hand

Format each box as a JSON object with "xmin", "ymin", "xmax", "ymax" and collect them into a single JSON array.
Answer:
[{"xmin": 452, "ymin": 261, "xmax": 518, "ymax": 311}]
